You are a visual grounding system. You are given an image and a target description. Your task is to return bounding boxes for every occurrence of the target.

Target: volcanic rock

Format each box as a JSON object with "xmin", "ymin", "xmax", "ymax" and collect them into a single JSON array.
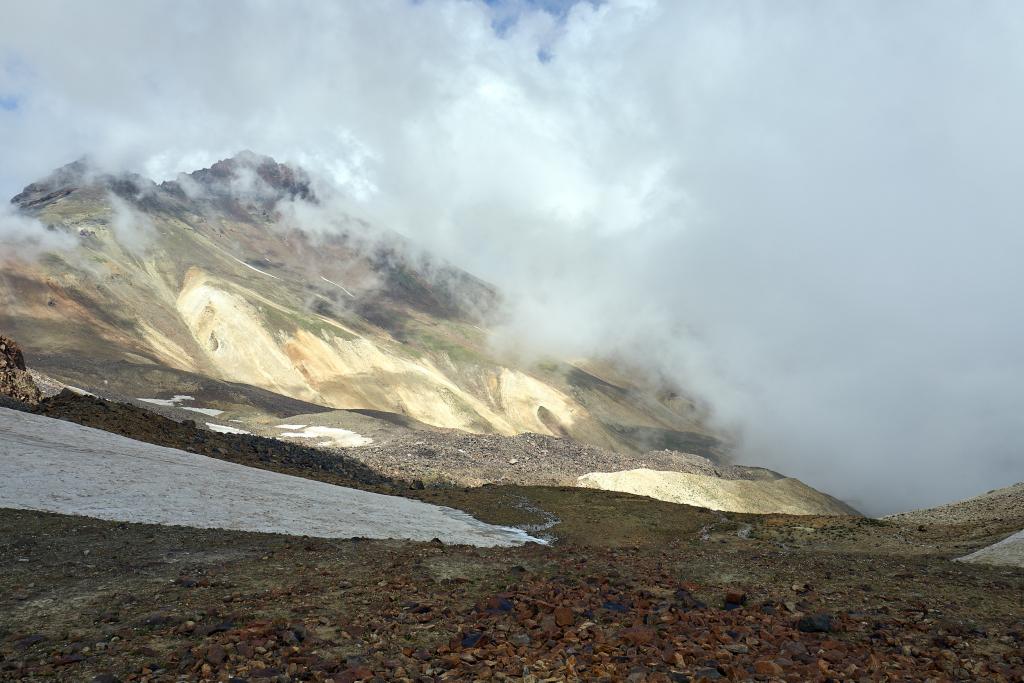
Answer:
[{"xmin": 796, "ymin": 613, "xmax": 834, "ymax": 633}]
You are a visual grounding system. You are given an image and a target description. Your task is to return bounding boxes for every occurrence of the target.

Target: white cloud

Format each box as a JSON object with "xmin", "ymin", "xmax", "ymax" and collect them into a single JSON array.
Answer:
[
  {"xmin": 2, "ymin": 0, "xmax": 1024, "ymax": 513},
  {"xmin": 0, "ymin": 205, "xmax": 77, "ymax": 259}
]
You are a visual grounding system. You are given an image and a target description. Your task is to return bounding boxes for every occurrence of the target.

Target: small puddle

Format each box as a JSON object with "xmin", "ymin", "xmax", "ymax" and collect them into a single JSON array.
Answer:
[{"xmin": 508, "ymin": 495, "xmax": 560, "ymax": 543}]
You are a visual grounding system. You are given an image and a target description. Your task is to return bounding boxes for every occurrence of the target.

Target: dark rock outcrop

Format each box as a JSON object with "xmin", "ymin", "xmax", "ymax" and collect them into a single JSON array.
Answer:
[{"xmin": 0, "ymin": 336, "xmax": 42, "ymax": 406}]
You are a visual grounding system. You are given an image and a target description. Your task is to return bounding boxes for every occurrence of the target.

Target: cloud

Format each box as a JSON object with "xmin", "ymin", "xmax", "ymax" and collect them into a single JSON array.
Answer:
[
  {"xmin": 0, "ymin": 205, "xmax": 77, "ymax": 259},
  {"xmin": 107, "ymin": 193, "xmax": 157, "ymax": 255},
  {"xmin": 3, "ymin": 0, "xmax": 1024, "ymax": 513}
]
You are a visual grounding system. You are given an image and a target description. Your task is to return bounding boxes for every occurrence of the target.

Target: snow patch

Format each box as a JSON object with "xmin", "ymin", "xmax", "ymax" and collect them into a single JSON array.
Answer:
[
  {"xmin": 138, "ymin": 395, "xmax": 196, "ymax": 407},
  {"xmin": 231, "ymin": 255, "xmax": 279, "ymax": 279},
  {"xmin": 277, "ymin": 425, "xmax": 372, "ymax": 447},
  {"xmin": 139, "ymin": 396, "xmax": 223, "ymax": 416},
  {"xmin": 320, "ymin": 275, "xmax": 355, "ymax": 298},
  {"xmin": 206, "ymin": 423, "xmax": 250, "ymax": 435},
  {"xmin": 181, "ymin": 407, "xmax": 224, "ymax": 416},
  {"xmin": 275, "ymin": 424, "xmax": 307, "ymax": 430},
  {"xmin": 0, "ymin": 407, "xmax": 540, "ymax": 546}
]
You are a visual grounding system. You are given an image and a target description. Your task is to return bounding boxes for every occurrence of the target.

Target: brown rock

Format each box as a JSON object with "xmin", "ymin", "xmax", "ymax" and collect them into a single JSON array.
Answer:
[
  {"xmin": 205, "ymin": 644, "xmax": 226, "ymax": 665},
  {"xmin": 554, "ymin": 606, "xmax": 574, "ymax": 627},
  {"xmin": 754, "ymin": 659, "xmax": 784, "ymax": 676},
  {"xmin": 620, "ymin": 626, "xmax": 656, "ymax": 646},
  {"xmin": 724, "ymin": 591, "xmax": 746, "ymax": 606}
]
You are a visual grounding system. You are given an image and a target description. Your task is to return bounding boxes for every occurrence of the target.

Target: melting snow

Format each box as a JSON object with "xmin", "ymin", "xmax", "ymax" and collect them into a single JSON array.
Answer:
[
  {"xmin": 231, "ymin": 255, "xmax": 279, "ymax": 279},
  {"xmin": 277, "ymin": 425, "xmax": 372, "ymax": 447},
  {"xmin": 0, "ymin": 407, "xmax": 538, "ymax": 546},
  {"xmin": 139, "ymin": 395, "xmax": 223, "ymax": 416},
  {"xmin": 138, "ymin": 394, "xmax": 196, "ymax": 406},
  {"xmin": 275, "ymin": 424, "xmax": 307, "ymax": 430},
  {"xmin": 181, "ymin": 407, "xmax": 224, "ymax": 416},
  {"xmin": 206, "ymin": 423, "xmax": 251, "ymax": 435},
  {"xmin": 320, "ymin": 275, "xmax": 355, "ymax": 298}
]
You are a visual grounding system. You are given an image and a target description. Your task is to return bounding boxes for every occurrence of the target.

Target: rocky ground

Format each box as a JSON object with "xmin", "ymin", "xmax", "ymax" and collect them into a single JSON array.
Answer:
[
  {"xmin": 344, "ymin": 429, "xmax": 773, "ymax": 489},
  {"xmin": 1, "ymin": 495, "xmax": 1022, "ymax": 683}
]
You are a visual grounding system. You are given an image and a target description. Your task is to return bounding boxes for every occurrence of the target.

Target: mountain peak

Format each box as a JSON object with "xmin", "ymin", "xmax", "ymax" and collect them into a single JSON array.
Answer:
[
  {"xmin": 9, "ymin": 157, "xmax": 154, "ymax": 209},
  {"xmin": 174, "ymin": 151, "xmax": 314, "ymax": 202},
  {"xmin": 11, "ymin": 153, "xmax": 315, "ymax": 211}
]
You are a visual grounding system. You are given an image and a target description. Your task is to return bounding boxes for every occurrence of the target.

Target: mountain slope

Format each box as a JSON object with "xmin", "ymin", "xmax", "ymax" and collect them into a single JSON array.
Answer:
[
  {"xmin": 1, "ymin": 154, "xmax": 718, "ymax": 456},
  {"xmin": 577, "ymin": 467, "xmax": 858, "ymax": 515},
  {"xmin": 886, "ymin": 481, "xmax": 1024, "ymax": 567}
]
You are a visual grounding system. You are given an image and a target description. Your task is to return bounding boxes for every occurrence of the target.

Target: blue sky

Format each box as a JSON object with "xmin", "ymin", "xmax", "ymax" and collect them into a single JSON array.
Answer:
[
  {"xmin": 483, "ymin": 0, "xmax": 598, "ymax": 36},
  {"xmin": 483, "ymin": 0, "xmax": 595, "ymax": 17}
]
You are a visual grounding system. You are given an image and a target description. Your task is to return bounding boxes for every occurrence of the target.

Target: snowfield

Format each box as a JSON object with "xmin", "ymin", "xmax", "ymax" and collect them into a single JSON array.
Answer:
[{"xmin": 0, "ymin": 408, "xmax": 538, "ymax": 547}]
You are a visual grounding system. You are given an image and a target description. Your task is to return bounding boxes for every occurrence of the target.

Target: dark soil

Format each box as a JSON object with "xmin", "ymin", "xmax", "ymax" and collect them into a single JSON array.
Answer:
[{"xmin": 1, "ymin": 502, "xmax": 1021, "ymax": 682}]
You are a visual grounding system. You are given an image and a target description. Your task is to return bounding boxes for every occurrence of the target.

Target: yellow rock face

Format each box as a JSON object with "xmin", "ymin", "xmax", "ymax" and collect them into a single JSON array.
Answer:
[
  {"xmin": 177, "ymin": 271, "xmax": 317, "ymax": 402},
  {"xmin": 175, "ymin": 269, "xmax": 591, "ymax": 436}
]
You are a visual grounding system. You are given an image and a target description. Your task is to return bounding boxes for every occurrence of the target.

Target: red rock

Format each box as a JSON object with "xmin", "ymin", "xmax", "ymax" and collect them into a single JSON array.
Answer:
[
  {"xmin": 554, "ymin": 606, "xmax": 574, "ymax": 627},
  {"xmin": 724, "ymin": 591, "xmax": 746, "ymax": 606}
]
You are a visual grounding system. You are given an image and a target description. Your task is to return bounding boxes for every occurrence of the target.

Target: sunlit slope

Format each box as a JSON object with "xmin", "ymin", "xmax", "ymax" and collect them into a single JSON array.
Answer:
[
  {"xmin": 577, "ymin": 468, "xmax": 858, "ymax": 516},
  {"xmin": 1, "ymin": 155, "xmax": 718, "ymax": 454}
]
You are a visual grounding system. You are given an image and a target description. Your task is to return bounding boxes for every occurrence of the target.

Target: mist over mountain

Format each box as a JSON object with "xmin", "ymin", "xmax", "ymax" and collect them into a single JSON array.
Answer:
[{"xmin": 4, "ymin": 1, "xmax": 1024, "ymax": 514}]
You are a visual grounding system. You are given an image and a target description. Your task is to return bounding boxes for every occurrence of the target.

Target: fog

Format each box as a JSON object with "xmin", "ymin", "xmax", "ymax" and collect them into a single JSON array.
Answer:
[{"xmin": 3, "ymin": 1, "xmax": 1024, "ymax": 513}]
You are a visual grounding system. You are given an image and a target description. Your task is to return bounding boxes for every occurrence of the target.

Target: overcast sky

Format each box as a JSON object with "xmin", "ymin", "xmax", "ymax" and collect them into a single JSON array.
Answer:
[{"xmin": 3, "ymin": 0, "xmax": 1024, "ymax": 514}]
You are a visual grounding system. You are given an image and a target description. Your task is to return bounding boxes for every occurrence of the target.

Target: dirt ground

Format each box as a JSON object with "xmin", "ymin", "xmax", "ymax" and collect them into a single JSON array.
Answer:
[{"xmin": 1, "ymin": 484, "xmax": 1022, "ymax": 682}]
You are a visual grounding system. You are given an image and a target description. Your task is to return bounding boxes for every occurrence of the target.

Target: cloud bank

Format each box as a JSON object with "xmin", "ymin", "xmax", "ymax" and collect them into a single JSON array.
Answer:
[{"xmin": 3, "ymin": 0, "xmax": 1024, "ymax": 513}]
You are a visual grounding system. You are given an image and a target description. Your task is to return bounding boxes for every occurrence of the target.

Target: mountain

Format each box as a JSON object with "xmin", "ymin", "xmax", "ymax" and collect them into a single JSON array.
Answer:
[{"xmin": 1, "ymin": 153, "xmax": 720, "ymax": 457}]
